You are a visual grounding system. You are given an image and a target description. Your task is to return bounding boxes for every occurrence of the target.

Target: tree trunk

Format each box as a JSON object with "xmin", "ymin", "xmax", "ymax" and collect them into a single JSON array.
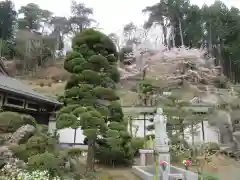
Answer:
[
  {"xmin": 163, "ymin": 26, "xmax": 167, "ymax": 46},
  {"xmin": 129, "ymin": 116, "xmax": 133, "ymax": 136},
  {"xmin": 171, "ymin": 24, "xmax": 175, "ymax": 48},
  {"xmin": 180, "ymin": 119, "xmax": 184, "ymax": 139},
  {"xmin": 191, "ymin": 121, "xmax": 194, "ymax": 146},
  {"xmin": 86, "ymin": 138, "xmax": 95, "ymax": 172},
  {"xmin": 178, "ymin": 18, "xmax": 184, "ymax": 47},
  {"xmin": 208, "ymin": 22, "xmax": 212, "ymax": 54},
  {"xmin": 229, "ymin": 56, "xmax": 232, "ymax": 81},
  {"xmin": 201, "ymin": 121, "xmax": 205, "ymax": 142},
  {"xmin": 80, "ymin": 24, "xmax": 83, "ymax": 32},
  {"xmin": 73, "ymin": 128, "xmax": 77, "ymax": 144},
  {"xmin": 143, "ymin": 113, "xmax": 146, "ymax": 137},
  {"xmin": 0, "ymin": 39, "xmax": 3, "ymax": 57},
  {"xmin": 160, "ymin": 18, "xmax": 167, "ymax": 46}
]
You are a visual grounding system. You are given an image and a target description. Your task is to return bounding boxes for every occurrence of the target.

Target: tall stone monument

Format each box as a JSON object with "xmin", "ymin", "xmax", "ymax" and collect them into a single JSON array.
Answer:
[
  {"xmin": 154, "ymin": 108, "xmax": 170, "ymax": 180},
  {"xmin": 133, "ymin": 107, "xmax": 198, "ymax": 180}
]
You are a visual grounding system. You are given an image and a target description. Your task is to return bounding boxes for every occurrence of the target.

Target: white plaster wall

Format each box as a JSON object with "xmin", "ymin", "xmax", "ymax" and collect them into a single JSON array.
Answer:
[
  {"xmin": 184, "ymin": 121, "xmax": 220, "ymax": 145},
  {"xmin": 48, "ymin": 115, "xmax": 153, "ymax": 144},
  {"xmin": 48, "ymin": 121, "xmax": 86, "ymax": 144},
  {"xmin": 49, "ymin": 118, "xmax": 220, "ymax": 146},
  {"xmin": 129, "ymin": 115, "xmax": 154, "ymax": 137}
]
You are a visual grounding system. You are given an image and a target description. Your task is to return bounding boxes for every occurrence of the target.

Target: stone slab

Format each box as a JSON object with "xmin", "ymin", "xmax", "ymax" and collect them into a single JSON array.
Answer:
[{"xmin": 132, "ymin": 165, "xmax": 198, "ymax": 180}]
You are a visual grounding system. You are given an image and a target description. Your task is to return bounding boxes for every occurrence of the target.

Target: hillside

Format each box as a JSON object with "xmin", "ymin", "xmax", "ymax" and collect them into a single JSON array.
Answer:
[
  {"xmin": 16, "ymin": 47, "xmax": 232, "ymax": 107},
  {"xmin": 17, "ymin": 64, "xmax": 139, "ymax": 106}
]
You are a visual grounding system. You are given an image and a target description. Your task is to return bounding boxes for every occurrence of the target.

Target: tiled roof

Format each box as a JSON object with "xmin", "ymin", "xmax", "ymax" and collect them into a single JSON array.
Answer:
[{"xmin": 0, "ymin": 75, "xmax": 61, "ymax": 105}]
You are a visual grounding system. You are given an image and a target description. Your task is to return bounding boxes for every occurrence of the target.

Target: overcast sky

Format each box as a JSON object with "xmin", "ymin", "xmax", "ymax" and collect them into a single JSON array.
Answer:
[{"xmin": 12, "ymin": 0, "xmax": 240, "ymax": 35}]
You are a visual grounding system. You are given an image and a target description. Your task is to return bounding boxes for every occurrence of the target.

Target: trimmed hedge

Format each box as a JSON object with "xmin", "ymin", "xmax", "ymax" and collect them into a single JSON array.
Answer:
[{"xmin": 0, "ymin": 112, "xmax": 36, "ymax": 133}]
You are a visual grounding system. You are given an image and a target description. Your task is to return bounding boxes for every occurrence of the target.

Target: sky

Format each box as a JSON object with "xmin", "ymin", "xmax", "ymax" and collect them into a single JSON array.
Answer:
[{"xmin": 12, "ymin": 0, "xmax": 240, "ymax": 35}]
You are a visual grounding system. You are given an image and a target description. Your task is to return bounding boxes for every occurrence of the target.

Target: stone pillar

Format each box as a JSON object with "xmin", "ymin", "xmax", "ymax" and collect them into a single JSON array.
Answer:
[
  {"xmin": 139, "ymin": 150, "xmax": 146, "ymax": 166},
  {"xmin": 156, "ymin": 141, "xmax": 170, "ymax": 180},
  {"xmin": 153, "ymin": 108, "xmax": 170, "ymax": 180}
]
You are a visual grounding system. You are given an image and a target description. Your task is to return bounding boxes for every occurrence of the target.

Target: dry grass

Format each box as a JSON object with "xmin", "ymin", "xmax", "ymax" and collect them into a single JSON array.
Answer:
[
  {"xmin": 117, "ymin": 89, "xmax": 139, "ymax": 106},
  {"xmin": 204, "ymin": 154, "xmax": 240, "ymax": 180},
  {"xmin": 32, "ymin": 83, "xmax": 65, "ymax": 97},
  {"xmin": 173, "ymin": 154, "xmax": 240, "ymax": 180},
  {"xmin": 16, "ymin": 61, "xmax": 165, "ymax": 106},
  {"xmin": 23, "ymin": 79, "xmax": 139, "ymax": 106},
  {"xmin": 19, "ymin": 58, "xmax": 204, "ymax": 106},
  {"xmin": 21, "ymin": 79, "xmax": 65, "ymax": 98}
]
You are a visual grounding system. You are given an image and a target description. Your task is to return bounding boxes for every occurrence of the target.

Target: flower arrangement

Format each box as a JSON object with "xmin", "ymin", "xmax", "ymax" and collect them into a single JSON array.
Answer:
[
  {"xmin": 159, "ymin": 160, "xmax": 168, "ymax": 171},
  {"xmin": 182, "ymin": 159, "xmax": 192, "ymax": 170}
]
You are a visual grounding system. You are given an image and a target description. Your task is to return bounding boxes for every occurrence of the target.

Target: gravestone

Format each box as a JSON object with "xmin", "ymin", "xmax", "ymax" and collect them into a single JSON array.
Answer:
[
  {"xmin": 133, "ymin": 108, "xmax": 198, "ymax": 180},
  {"xmin": 154, "ymin": 108, "xmax": 170, "ymax": 180}
]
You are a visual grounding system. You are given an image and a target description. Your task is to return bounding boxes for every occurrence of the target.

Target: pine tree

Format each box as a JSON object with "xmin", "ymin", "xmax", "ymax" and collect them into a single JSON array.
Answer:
[{"xmin": 56, "ymin": 29, "xmax": 132, "ymax": 171}]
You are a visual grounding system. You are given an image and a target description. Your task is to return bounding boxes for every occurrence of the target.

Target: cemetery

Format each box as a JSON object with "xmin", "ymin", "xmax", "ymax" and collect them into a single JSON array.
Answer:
[
  {"xmin": 1, "ymin": 29, "xmax": 240, "ymax": 179},
  {"xmin": 1, "ymin": 1, "xmax": 240, "ymax": 179}
]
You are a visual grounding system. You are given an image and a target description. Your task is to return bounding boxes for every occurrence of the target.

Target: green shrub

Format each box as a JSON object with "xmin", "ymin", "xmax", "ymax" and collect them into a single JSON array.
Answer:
[
  {"xmin": 56, "ymin": 113, "xmax": 78, "ymax": 129},
  {"xmin": 145, "ymin": 134, "xmax": 155, "ymax": 140},
  {"xmin": 27, "ymin": 152, "xmax": 65, "ymax": 178},
  {"xmin": 0, "ymin": 112, "xmax": 37, "ymax": 133},
  {"xmin": 170, "ymin": 135, "xmax": 191, "ymax": 162},
  {"xmin": 10, "ymin": 144, "xmax": 28, "ymax": 161},
  {"xmin": 21, "ymin": 114, "xmax": 37, "ymax": 127},
  {"xmin": 26, "ymin": 134, "xmax": 55, "ymax": 153},
  {"xmin": 95, "ymin": 133, "xmax": 133, "ymax": 166},
  {"xmin": 95, "ymin": 146, "xmax": 133, "ymax": 166},
  {"xmin": 0, "ymin": 112, "xmax": 24, "ymax": 132},
  {"xmin": 36, "ymin": 124, "xmax": 49, "ymax": 134},
  {"xmin": 106, "ymin": 54, "xmax": 117, "ymax": 64},
  {"xmin": 106, "ymin": 65, "xmax": 120, "ymax": 83},
  {"xmin": 72, "ymin": 29, "xmax": 117, "ymax": 57},
  {"xmin": 199, "ymin": 142, "xmax": 220, "ymax": 155},
  {"xmin": 11, "ymin": 134, "xmax": 56, "ymax": 161},
  {"xmin": 57, "ymin": 104, "xmax": 79, "ymax": 117},
  {"xmin": 67, "ymin": 147, "xmax": 83, "ymax": 157},
  {"xmin": 131, "ymin": 137, "xmax": 145, "ymax": 155},
  {"xmin": 198, "ymin": 172, "xmax": 219, "ymax": 180}
]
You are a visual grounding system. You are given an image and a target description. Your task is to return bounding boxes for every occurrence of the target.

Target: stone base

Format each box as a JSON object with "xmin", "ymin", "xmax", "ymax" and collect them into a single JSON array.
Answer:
[
  {"xmin": 139, "ymin": 149, "xmax": 154, "ymax": 166},
  {"xmin": 132, "ymin": 165, "xmax": 198, "ymax": 180},
  {"xmin": 159, "ymin": 152, "xmax": 171, "ymax": 180}
]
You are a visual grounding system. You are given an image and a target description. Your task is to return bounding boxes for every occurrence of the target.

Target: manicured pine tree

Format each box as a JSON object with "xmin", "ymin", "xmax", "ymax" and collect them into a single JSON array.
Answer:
[{"xmin": 56, "ymin": 29, "xmax": 132, "ymax": 171}]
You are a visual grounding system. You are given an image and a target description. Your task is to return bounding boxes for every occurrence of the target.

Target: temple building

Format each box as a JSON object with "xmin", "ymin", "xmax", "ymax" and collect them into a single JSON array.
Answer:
[{"xmin": 0, "ymin": 60, "xmax": 62, "ymax": 124}]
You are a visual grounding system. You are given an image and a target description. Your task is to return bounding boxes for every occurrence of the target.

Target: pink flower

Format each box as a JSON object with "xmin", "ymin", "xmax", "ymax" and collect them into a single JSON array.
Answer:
[
  {"xmin": 159, "ymin": 160, "xmax": 167, "ymax": 166},
  {"xmin": 159, "ymin": 160, "xmax": 168, "ymax": 171}
]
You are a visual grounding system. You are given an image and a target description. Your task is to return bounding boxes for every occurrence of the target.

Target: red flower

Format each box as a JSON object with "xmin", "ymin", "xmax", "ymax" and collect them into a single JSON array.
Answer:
[{"xmin": 183, "ymin": 159, "xmax": 192, "ymax": 167}]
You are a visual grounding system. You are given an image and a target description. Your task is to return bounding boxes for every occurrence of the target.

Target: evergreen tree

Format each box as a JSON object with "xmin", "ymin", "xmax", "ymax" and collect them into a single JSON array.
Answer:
[
  {"xmin": 0, "ymin": 0, "xmax": 16, "ymax": 41},
  {"xmin": 56, "ymin": 29, "xmax": 132, "ymax": 171}
]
